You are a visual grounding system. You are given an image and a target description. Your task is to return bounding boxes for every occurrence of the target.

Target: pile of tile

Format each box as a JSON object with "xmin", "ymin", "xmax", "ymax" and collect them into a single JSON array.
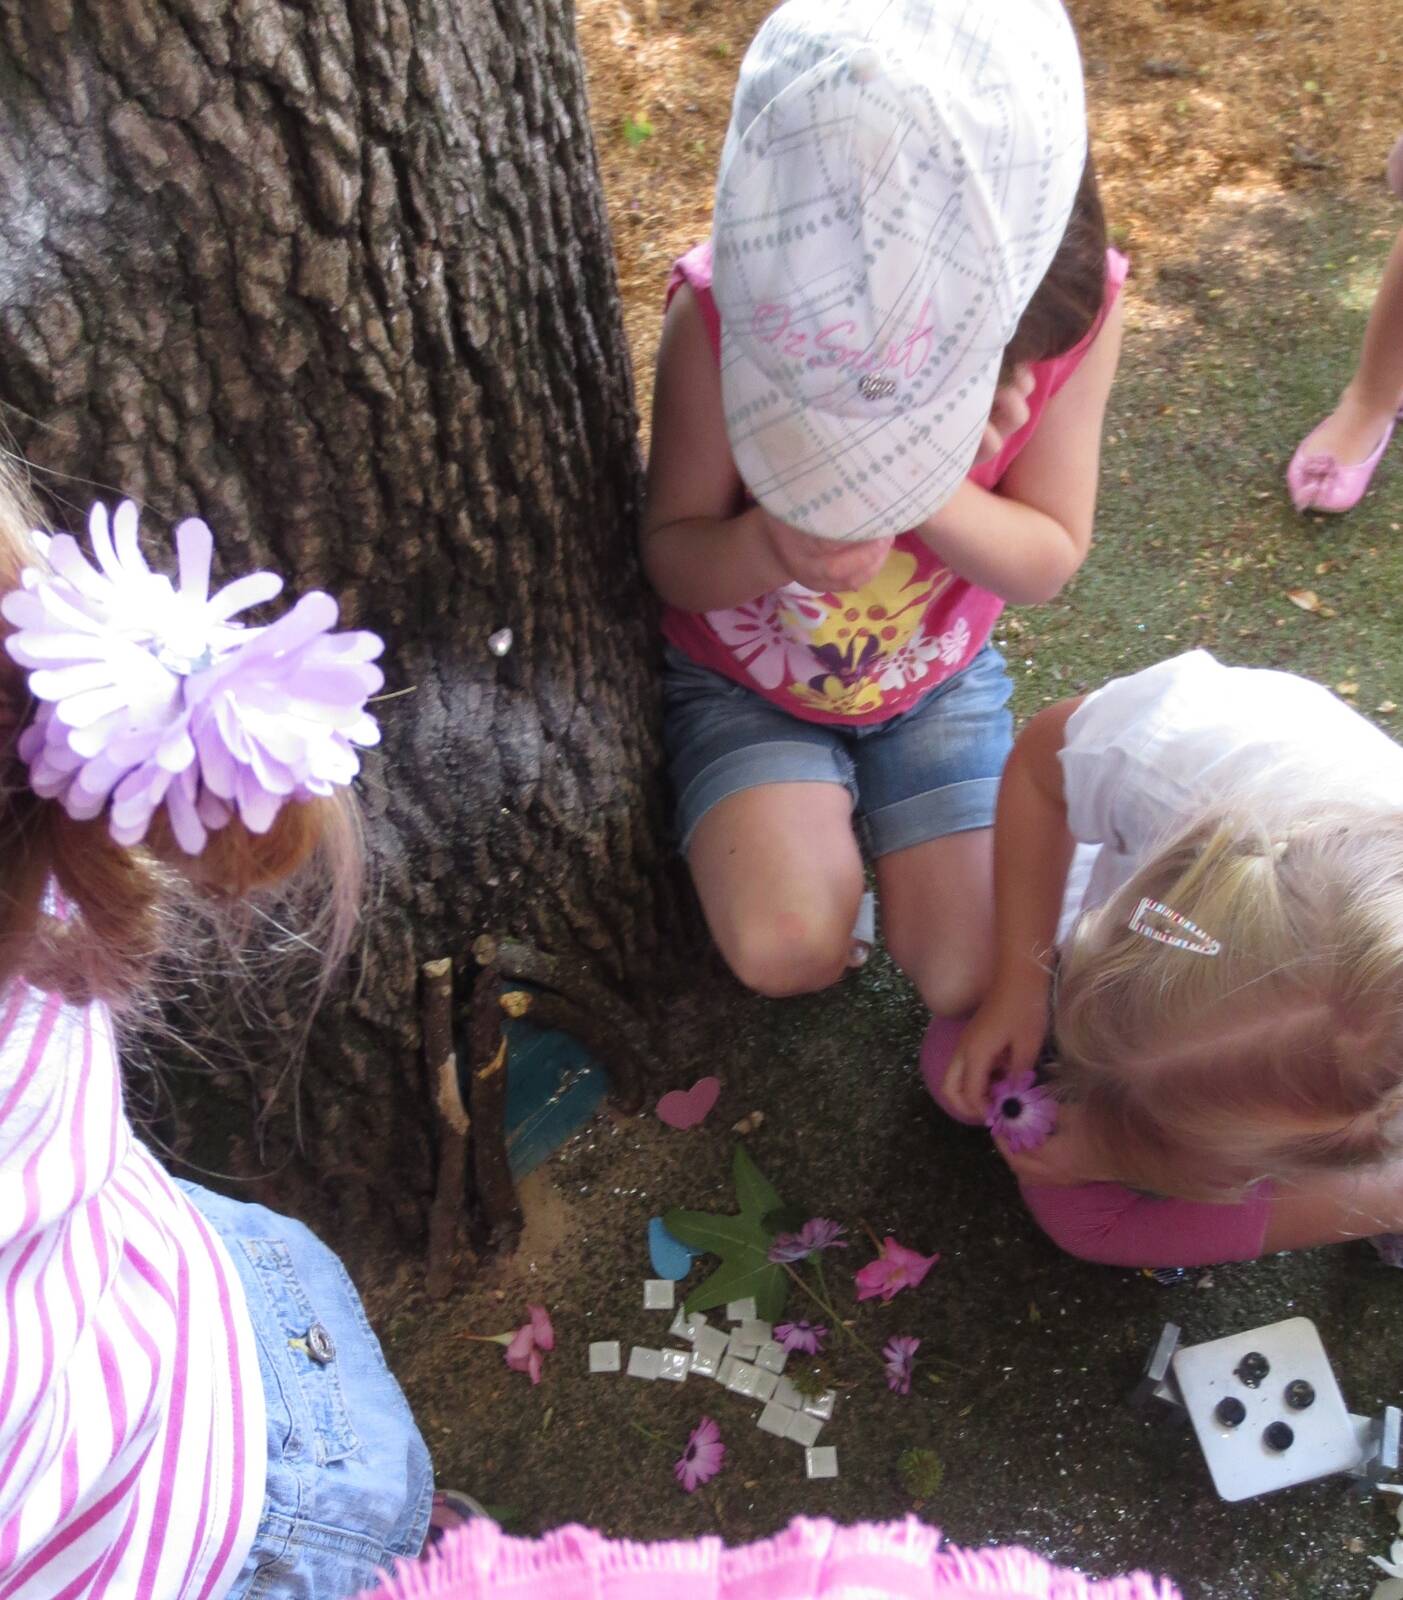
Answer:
[{"xmin": 586, "ymin": 1281, "xmax": 839, "ymax": 1480}]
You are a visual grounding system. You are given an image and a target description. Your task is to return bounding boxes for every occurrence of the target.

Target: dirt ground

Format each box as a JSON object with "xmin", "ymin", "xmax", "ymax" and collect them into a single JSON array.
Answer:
[{"xmin": 368, "ymin": 4, "xmax": 1403, "ymax": 1597}]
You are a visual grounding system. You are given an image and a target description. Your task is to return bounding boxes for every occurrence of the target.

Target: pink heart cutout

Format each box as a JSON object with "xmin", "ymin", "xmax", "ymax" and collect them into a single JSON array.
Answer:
[{"xmin": 656, "ymin": 1076, "xmax": 721, "ymax": 1130}]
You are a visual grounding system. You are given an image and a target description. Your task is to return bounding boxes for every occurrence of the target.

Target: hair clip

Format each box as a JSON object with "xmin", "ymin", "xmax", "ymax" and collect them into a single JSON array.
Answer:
[
  {"xmin": 1128, "ymin": 897, "xmax": 1221, "ymax": 957},
  {"xmin": 857, "ymin": 373, "xmax": 897, "ymax": 401}
]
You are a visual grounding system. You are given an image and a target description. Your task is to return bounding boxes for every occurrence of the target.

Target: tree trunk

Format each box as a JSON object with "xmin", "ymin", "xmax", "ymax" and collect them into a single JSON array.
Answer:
[{"xmin": 0, "ymin": 0, "xmax": 678, "ymax": 1255}]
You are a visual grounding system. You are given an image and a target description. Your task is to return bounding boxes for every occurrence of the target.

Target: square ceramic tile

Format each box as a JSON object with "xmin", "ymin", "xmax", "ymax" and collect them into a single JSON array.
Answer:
[
  {"xmin": 659, "ymin": 1348, "xmax": 690, "ymax": 1383},
  {"xmin": 805, "ymin": 1446, "xmax": 838, "ymax": 1480},
  {"xmin": 752, "ymin": 1368, "xmax": 779, "ymax": 1402},
  {"xmin": 758, "ymin": 1402, "xmax": 793, "ymax": 1438},
  {"xmin": 690, "ymin": 1348, "xmax": 721, "ymax": 1380},
  {"xmin": 627, "ymin": 1346, "xmax": 663, "ymax": 1381},
  {"xmin": 588, "ymin": 1341, "xmax": 621, "ymax": 1374},
  {"xmin": 695, "ymin": 1326, "xmax": 730, "ymax": 1364},
  {"xmin": 670, "ymin": 1309, "xmax": 704, "ymax": 1341},
  {"xmin": 726, "ymin": 1297, "xmax": 758, "ymax": 1322},
  {"xmin": 755, "ymin": 1341, "xmax": 788, "ymax": 1375},
  {"xmin": 643, "ymin": 1279, "xmax": 676, "ymax": 1311},
  {"xmin": 803, "ymin": 1390, "xmax": 836, "ymax": 1421},
  {"xmin": 787, "ymin": 1411, "xmax": 824, "ymax": 1447}
]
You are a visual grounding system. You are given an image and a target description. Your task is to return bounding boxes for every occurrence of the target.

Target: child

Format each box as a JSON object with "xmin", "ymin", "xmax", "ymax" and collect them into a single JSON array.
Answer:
[
  {"xmin": 933, "ymin": 649, "xmax": 1403, "ymax": 1268},
  {"xmin": 0, "ymin": 471, "xmax": 454, "ymax": 1596},
  {"xmin": 642, "ymin": 0, "xmax": 1125, "ymax": 1016},
  {"xmin": 1286, "ymin": 131, "xmax": 1403, "ymax": 513}
]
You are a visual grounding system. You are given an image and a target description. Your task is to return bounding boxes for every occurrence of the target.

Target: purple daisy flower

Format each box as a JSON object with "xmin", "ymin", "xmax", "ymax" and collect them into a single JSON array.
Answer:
[
  {"xmin": 883, "ymin": 1335, "xmax": 921, "ymax": 1395},
  {"xmin": 985, "ymin": 1072, "xmax": 1059, "ymax": 1154},
  {"xmin": 767, "ymin": 1217, "xmax": 848, "ymax": 1264},
  {"xmin": 674, "ymin": 1416, "xmax": 725, "ymax": 1493},
  {"xmin": 773, "ymin": 1320, "xmax": 828, "ymax": 1355}
]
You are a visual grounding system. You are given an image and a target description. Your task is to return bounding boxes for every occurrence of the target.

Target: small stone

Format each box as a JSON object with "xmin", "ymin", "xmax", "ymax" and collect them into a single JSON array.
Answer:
[
  {"xmin": 487, "ymin": 627, "xmax": 513, "ymax": 656},
  {"xmin": 658, "ymin": 1348, "xmax": 689, "ymax": 1383},
  {"xmin": 627, "ymin": 1346, "xmax": 663, "ymax": 1381},
  {"xmin": 805, "ymin": 1446, "xmax": 839, "ymax": 1480},
  {"xmin": 787, "ymin": 1410, "xmax": 824, "ymax": 1447},
  {"xmin": 643, "ymin": 1279, "xmax": 676, "ymax": 1311},
  {"xmin": 726, "ymin": 1297, "xmax": 758, "ymax": 1322},
  {"xmin": 588, "ymin": 1341, "xmax": 621, "ymax": 1374}
]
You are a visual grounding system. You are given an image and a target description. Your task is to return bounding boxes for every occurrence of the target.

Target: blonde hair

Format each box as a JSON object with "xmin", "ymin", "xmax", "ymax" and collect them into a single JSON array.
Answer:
[
  {"xmin": 0, "ymin": 459, "xmax": 365, "ymax": 1011},
  {"xmin": 1053, "ymin": 802, "xmax": 1403, "ymax": 1201}
]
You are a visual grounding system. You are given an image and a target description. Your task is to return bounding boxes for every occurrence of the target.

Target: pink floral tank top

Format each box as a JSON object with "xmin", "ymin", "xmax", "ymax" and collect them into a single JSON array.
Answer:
[{"xmin": 660, "ymin": 242, "xmax": 1128, "ymax": 727}]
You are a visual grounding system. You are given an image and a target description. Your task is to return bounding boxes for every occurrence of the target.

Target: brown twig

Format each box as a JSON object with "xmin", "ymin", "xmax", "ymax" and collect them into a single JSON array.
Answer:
[
  {"xmin": 468, "ymin": 966, "xmax": 523, "ymax": 1252},
  {"xmin": 421, "ymin": 957, "xmax": 470, "ymax": 1298}
]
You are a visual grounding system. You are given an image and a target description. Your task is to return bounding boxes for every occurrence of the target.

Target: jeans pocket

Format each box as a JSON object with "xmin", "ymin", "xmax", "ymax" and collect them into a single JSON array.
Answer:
[{"xmin": 240, "ymin": 1238, "xmax": 360, "ymax": 1466}]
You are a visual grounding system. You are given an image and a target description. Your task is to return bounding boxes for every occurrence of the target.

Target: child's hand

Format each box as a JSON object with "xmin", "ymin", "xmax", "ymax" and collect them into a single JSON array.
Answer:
[
  {"xmin": 973, "ymin": 364, "xmax": 1035, "ymax": 467},
  {"xmin": 760, "ymin": 513, "xmax": 893, "ymax": 593},
  {"xmin": 942, "ymin": 975, "xmax": 1050, "ymax": 1123},
  {"xmin": 999, "ymin": 1102, "xmax": 1114, "ymax": 1188}
]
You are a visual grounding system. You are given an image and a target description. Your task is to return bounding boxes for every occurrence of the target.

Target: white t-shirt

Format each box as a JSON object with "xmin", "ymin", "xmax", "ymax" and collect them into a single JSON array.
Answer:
[{"xmin": 1056, "ymin": 650, "xmax": 1403, "ymax": 940}]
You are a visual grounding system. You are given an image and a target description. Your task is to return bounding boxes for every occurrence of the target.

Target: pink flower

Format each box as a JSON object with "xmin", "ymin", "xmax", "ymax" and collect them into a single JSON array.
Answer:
[
  {"xmin": 774, "ymin": 1320, "xmax": 828, "ymax": 1355},
  {"xmin": 768, "ymin": 1217, "xmax": 848, "ymax": 1263},
  {"xmin": 883, "ymin": 1335, "xmax": 921, "ymax": 1395},
  {"xmin": 986, "ymin": 1072, "xmax": 1058, "ymax": 1154},
  {"xmin": 504, "ymin": 1304, "xmax": 555, "ymax": 1384},
  {"xmin": 674, "ymin": 1416, "xmax": 725, "ymax": 1492},
  {"xmin": 853, "ymin": 1237, "xmax": 939, "ymax": 1303}
]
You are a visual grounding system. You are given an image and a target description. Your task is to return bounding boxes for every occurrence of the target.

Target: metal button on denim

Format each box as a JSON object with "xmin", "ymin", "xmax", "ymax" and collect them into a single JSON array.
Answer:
[{"xmin": 306, "ymin": 1322, "xmax": 336, "ymax": 1364}]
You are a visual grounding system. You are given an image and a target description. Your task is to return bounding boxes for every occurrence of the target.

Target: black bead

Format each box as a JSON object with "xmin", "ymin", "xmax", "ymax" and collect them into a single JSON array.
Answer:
[
  {"xmin": 1284, "ymin": 1379, "xmax": 1315, "ymax": 1410},
  {"xmin": 1263, "ymin": 1421, "xmax": 1294, "ymax": 1451},
  {"xmin": 1235, "ymin": 1351, "xmax": 1270, "ymax": 1388},
  {"xmin": 1214, "ymin": 1396, "xmax": 1247, "ymax": 1427}
]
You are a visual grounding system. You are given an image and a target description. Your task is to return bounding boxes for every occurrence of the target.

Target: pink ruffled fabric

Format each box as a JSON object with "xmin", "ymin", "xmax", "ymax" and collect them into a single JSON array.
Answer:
[{"xmin": 365, "ymin": 1518, "xmax": 1180, "ymax": 1600}]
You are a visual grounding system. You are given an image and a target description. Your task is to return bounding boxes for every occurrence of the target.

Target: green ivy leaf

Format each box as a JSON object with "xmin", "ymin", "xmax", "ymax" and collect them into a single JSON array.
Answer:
[
  {"xmin": 622, "ymin": 114, "xmax": 654, "ymax": 148},
  {"xmin": 662, "ymin": 1147, "xmax": 790, "ymax": 1323}
]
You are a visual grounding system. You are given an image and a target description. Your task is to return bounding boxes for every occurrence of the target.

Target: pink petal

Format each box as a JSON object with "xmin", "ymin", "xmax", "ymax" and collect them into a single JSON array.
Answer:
[
  {"xmin": 528, "ymin": 1305, "xmax": 555, "ymax": 1352},
  {"xmin": 503, "ymin": 1324, "xmax": 535, "ymax": 1372}
]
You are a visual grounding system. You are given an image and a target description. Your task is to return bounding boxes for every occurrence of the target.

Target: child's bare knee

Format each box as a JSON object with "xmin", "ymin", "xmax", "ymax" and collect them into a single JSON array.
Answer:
[{"xmin": 727, "ymin": 914, "xmax": 850, "ymax": 999}]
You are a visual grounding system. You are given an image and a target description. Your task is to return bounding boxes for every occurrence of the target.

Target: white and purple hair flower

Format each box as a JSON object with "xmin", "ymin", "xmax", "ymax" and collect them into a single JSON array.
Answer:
[{"xmin": 3, "ymin": 501, "xmax": 383, "ymax": 855}]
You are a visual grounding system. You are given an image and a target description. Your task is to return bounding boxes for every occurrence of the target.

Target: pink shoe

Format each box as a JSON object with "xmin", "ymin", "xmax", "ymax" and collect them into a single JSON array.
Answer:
[{"xmin": 1286, "ymin": 411, "xmax": 1398, "ymax": 513}]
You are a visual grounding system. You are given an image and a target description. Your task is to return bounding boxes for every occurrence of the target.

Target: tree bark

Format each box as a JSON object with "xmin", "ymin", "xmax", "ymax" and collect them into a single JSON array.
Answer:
[{"xmin": 0, "ymin": 0, "xmax": 679, "ymax": 1255}]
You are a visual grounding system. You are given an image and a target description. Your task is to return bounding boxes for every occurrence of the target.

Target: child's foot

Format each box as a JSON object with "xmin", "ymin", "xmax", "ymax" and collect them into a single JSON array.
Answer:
[
  {"xmin": 419, "ymin": 1489, "xmax": 488, "ymax": 1556},
  {"xmin": 1287, "ymin": 390, "xmax": 1401, "ymax": 513},
  {"xmin": 1371, "ymin": 1233, "xmax": 1403, "ymax": 1269}
]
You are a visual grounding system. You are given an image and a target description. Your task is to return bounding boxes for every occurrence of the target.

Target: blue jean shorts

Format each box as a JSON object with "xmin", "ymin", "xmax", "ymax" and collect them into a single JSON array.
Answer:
[
  {"xmin": 663, "ymin": 642, "xmax": 1014, "ymax": 857},
  {"xmin": 180, "ymin": 1181, "xmax": 434, "ymax": 1599}
]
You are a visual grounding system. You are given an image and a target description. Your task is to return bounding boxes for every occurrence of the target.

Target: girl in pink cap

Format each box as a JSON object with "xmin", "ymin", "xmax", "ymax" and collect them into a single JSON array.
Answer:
[{"xmin": 642, "ymin": 0, "xmax": 1125, "ymax": 1020}]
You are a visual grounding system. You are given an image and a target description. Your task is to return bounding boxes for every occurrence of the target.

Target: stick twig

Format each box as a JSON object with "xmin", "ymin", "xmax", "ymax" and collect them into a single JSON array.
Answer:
[
  {"xmin": 468, "ymin": 966, "xmax": 523, "ymax": 1251},
  {"xmin": 422, "ymin": 957, "xmax": 470, "ymax": 1298}
]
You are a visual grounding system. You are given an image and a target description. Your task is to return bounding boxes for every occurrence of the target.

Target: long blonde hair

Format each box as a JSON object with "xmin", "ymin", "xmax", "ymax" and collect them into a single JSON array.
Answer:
[
  {"xmin": 1053, "ymin": 802, "xmax": 1403, "ymax": 1201},
  {"xmin": 0, "ymin": 460, "xmax": 366, "ymax": 1009}
]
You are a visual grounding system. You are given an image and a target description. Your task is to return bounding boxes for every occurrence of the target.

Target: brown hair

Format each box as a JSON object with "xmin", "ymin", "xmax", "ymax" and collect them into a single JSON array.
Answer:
[
  {"xmin": 1052, "ymin": 803, "xmax": 1403, "ymax": 1201},
  {"xmin": 1000, "ymin": 153, "xmax": 1109, "ymax": 380},
  {"xmin": 0, "ymin": 460, "xmax": 366, "ymax": 1009}
]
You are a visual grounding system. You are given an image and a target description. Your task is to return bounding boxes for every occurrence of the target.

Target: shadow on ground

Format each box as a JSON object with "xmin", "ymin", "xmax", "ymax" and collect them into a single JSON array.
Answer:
[{"xmin": 361, "ymin": 188, "xmax": 1403, "ymax": 1600}]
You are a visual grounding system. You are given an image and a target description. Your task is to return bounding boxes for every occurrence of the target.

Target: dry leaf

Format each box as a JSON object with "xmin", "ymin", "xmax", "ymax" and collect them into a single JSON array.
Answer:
[
  {"xmin": 1286, "ymin": 589, "xmax": 1321, "ymax": 612},
  {"xmin": 731, "ymin": 1111, "xmax": 765, "ymax": 1135},
  {"xmin": 1379, "ymin": 702, "xmax": 1397, "ymax": 716},
  {"xmin": 1336, "ymin": 682, "xmax": 1359, "ymax": 696}
]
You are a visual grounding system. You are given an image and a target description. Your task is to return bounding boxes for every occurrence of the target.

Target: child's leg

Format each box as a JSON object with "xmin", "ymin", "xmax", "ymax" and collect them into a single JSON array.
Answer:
[
  {"xmin": 687, "ymin": 782, "xmax": 865, "ymax": 996},
  {"xmin": 664, "ymin": 646, "xmax": 863, "ymax": 997},
  {"xmin": 877, "ymin": 829, "xmax": 994, "ymax": 1017},
  {"xmin": 854, "ymin": 645, "xmax": 1013, "ymax": 1017},
  {"xmin": 1293, "ymin": 225, "xmax": 1403, "ymax": 466}
]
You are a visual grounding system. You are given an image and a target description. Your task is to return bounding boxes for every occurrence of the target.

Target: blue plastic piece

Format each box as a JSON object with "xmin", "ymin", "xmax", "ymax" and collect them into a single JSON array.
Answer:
[
  {"xmin": 499, "ymin": 997, "xmax": 609, "ymax": 1180},
  {"xmin": 648, "ymin": 1216, "xmax": 700, "ymax": 1280}
]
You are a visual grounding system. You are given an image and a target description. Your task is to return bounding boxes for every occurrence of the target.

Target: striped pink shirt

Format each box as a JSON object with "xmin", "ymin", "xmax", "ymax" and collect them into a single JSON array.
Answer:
[{"xmin": 0, "ymin": 980, "xmax": 264, "ymax": 1599}]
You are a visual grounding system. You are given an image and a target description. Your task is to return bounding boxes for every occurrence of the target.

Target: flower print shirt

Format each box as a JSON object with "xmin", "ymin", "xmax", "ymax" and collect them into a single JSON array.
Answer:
[{"xmin": 660, "ymin": 241, "xmax": 1129, "ymax": 728}]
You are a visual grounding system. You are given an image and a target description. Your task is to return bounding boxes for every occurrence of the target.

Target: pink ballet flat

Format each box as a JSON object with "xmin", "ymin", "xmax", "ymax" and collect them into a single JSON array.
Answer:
[{"xmin": 1286, "ymin": 410, "xmax": 1399, "ymax": 514}]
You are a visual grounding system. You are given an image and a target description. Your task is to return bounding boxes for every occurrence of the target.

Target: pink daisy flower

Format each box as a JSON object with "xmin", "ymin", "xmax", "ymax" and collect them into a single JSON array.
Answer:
[
  {"xmin": 986, "ymin": 1072, "xmax": 1059, "ymax": 1154},
  {"xmin": 504, "ymin": 1304, "xmax": 555, "ymax": 1385},
  {"xmin": 883, "ymin": 1335, "xmax": 921, "ymax": 1395},
  {"xmin": 674, "ymin": 1416, "xmax": 725, "ymax": 1492},
  {"xmin": 768, "ymin": 1217, "xmax": 848, "ymax": 1264},
  {"xmin": 853, "ymin": 1237, "xmax": 939, "ymax": 1303},
  {"xmin": 773, "ymin": 1320, "xmax": 828, "ymax": 1355}
]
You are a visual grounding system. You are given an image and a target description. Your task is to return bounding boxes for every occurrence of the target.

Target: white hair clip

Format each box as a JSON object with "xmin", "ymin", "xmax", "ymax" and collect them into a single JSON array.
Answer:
[{"xmin": 1128, "ymin": 897, "xmax": 1221, "ymax": 957}]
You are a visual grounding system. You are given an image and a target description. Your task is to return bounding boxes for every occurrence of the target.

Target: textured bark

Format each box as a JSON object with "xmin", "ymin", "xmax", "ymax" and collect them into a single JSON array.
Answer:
[{"xmin": 0, "ymin": 0, "xmax": 678, "ymax": 1251}]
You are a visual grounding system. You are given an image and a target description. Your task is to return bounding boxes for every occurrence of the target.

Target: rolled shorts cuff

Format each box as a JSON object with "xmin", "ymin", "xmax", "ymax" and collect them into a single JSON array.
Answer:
[
  {"xmin": 675, "ymin": 740, "xmax": 857, "ymax": 855},
  {"xmin": 859, "ymin": 775, "xmax": 999, "ymax": 859}
]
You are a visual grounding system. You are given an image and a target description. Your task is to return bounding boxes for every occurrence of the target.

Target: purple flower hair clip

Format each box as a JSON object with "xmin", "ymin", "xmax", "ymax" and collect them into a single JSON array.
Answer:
[
  {"xmin": 2, "ymin": 501, "xmax": 384, "ymax": 855},
  {"xmin": 986, "ymin": 1071, "xmax": 1058, "ymax": 1154}
]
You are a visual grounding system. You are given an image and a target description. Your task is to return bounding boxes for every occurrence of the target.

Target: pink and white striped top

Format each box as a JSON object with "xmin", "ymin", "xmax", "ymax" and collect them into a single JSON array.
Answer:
[{"xmin": 0, "ymin": 979, "xmax": 264, "ymax": 1599}]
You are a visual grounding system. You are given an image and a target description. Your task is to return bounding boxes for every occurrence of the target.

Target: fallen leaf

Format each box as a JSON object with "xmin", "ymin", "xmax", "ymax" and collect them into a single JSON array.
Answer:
[
  {"xmin": 1379, "ymin": 702, "xmax": 1397, "ymax": 716},
  {"xmin": 1286, "ymin": 589, "xmax": 1321, "ymax": 612},
  {"xmin": 1315, "ymin": 560, "xmax": 1334, "ymax": 575},
  {"xmin": 1336, "ymin": 682, "xmax": 1359, "ymax": 696},
  {"xmin": 732, "ymin": 1110, "xmax": 765, "ymax": 1135},
  {"xmin": 664, "ymin": 1146, "xmax": 789, "ymax": 1322}
]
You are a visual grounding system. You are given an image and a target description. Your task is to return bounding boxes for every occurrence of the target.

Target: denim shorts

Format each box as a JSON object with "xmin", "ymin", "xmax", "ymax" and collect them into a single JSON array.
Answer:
[
  {"xmin": 663, "ymin": 642, "xmax": 1014, "ymax": 856},
  {"xmin": 180, "ymin": 1181, "xmax": 434, "ymax": 1599}
]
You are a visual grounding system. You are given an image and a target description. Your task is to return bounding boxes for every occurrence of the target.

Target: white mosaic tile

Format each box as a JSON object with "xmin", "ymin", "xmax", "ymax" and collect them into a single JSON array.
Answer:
[
  {"xmin": 588, "ymin": 1341, "xmax": 621, "ymax": 1374},
  {"xmin": 805, "ymin": 1446, "xmax": 838, "ymax": 1480}
]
